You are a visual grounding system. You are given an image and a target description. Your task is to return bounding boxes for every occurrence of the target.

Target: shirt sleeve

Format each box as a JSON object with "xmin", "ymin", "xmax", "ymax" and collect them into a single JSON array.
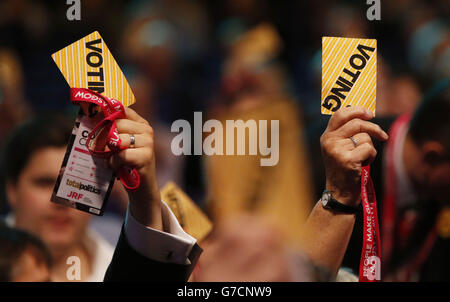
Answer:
[{"xmin": 123, "ymin": 200, "xmax": 197, "ymax": 265}]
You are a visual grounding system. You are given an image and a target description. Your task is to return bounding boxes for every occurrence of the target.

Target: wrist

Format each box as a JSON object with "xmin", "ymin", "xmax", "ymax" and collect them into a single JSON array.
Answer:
[
  {"xmin": 129, "ymin": 197, "xmax": 162, "ymax": 229},
  {"xmin": 127, "ymin": 174, "xmax": 162, "ymax": 230},
  {"xmin": 325, "ymin": 183, "xmax": 361, "ymax": 207}
]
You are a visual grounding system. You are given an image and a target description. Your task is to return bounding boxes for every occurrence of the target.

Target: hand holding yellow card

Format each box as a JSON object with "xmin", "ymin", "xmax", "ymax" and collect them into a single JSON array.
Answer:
[
  {"xmin": 321, "ymin": 37, "xmax": 377, "ymax": 115},
  {"xmin": 50, "ymin": 32, "xmax": 136, "ymax": 215}
]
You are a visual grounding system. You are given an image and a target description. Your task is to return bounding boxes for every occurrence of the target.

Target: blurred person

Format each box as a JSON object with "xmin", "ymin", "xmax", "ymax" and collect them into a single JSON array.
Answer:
[
  {"xmin": 0, "ymin": 104, "xmax": 199, "ymax": 282},
  {"xmin": 204, "ymin": 23, "xmax": 315, "ymax": 249},
  {"xmin": 0, "ymin": 114, "xmax": 114, "ymax": 281},
  {"xmin": 0, "ymin": 224, "xmax": 51, "ymax": 282},
  {"xmin": 308, "ymin": 79, "xmax": 450, "ymax": 281},
  {"xmin": 403, "ymin": 3, "xmax": 450, "ymax": 80},
  {"xmin": 0, "ymin": 49, "xmax": 30, "ymax": 149},
  {"xmin": 381, "ymin": 80, "xmax": 450, "ymax": 281}
]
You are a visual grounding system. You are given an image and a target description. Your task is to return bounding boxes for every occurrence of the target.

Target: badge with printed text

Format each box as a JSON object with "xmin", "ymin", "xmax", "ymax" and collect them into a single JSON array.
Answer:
[{"xmin": 321, "ymin": 37, "xmax": 377, "ymax": 115}]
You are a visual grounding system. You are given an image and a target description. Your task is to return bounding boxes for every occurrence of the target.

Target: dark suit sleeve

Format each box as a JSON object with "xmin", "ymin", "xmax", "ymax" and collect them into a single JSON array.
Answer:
[{"xmin": 104, "ymin": 227, "xmax": 202, "ymax": 282}]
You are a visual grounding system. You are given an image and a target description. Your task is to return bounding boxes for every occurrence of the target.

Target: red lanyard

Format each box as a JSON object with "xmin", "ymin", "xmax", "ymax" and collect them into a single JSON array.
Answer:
[
  {"xmin": 70, "ymin": 87, "xmax": 140, "ymax": 190},
  {"xmin": 381, "ymin": 114, "xmax": 410, "ymax": 268},
  {"xmin": 359, "ymin": 165, "xmax": 381, "ymax": 281},
  {"xmin": 402, "ymin": 224, "xmax": 438, "ymax": 281},
  {"xmin": 382, "ymin": 114, "xmax": 410, "ymax": 265}
]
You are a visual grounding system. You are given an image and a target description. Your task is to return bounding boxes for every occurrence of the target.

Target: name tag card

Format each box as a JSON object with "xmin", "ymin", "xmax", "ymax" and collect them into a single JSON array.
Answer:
[
  {"xmin": 321, "ymin": 37, "xmax": 377, "ymax": 115},
  {"xmin": 50, "ymin": 31, "xmax": 135, "ymax": 215}
]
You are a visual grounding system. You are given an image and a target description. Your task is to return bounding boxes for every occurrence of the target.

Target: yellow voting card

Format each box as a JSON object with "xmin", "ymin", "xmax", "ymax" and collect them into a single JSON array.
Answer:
[
  {"xmin": 321, "ymin": 37, "xmax": 377, "ymax": 115},
  {"xmin": 52, "ymin": 31, "xmax": 135, "ymax": 106}
]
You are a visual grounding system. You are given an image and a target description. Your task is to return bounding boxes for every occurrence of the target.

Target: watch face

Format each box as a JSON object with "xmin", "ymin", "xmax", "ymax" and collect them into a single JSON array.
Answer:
[{"xmin": 321, "ymin": 192, "xmax": 330, "ymax": 207}]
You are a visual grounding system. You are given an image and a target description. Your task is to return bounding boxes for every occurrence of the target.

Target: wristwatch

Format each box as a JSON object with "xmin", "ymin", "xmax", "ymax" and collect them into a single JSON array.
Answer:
[{"xmin": 320, "ymin": 190, "xmax": 361, "ymax": 214}]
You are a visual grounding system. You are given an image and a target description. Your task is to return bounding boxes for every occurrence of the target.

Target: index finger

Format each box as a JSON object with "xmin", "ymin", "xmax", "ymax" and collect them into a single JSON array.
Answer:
[
  {"xmin": 124, "ymin": 106, "xmax": 149, "ymax": 124},
  {"xmin": 338, "ymin": 119, "xmax": 389, "ymax": 142},
  {"xmin": 327, "ymin": 106, "xmax": 374, "ymax": 131}
]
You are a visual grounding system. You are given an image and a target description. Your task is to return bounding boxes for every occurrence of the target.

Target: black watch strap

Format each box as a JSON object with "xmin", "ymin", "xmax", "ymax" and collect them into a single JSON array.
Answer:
[{"xmin": 321, "ymin": 190, "xmax": 361, "ymax": 214}]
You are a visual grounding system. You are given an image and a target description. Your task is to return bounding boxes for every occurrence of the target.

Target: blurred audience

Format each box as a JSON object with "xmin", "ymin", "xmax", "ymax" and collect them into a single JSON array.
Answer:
[
  {"xmin": 0, "ymin": 0, "xmax": 448, "ymax": 282},
  {"xmin": 0, "ymin": 49, "xmax": 30, "ymax": 148}
]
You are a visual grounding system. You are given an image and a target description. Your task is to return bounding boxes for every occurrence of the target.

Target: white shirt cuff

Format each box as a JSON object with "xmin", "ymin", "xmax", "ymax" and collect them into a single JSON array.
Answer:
[{"xmin": 124, "ymin": 200, "xmax": 197, "ymax": 265}]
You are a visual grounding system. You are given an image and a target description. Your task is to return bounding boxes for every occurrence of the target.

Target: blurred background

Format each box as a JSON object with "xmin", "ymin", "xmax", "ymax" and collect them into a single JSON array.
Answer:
[{"xmin": 0, "ymin": 0, "xmax": 449, "ymax": 281}]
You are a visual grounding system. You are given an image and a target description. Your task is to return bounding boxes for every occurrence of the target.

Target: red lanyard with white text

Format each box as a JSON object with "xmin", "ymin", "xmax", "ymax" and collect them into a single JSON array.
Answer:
[
  {"xmin": 70, "ymin": 87, "xmax": 140, "ymax": 190},
  {"xmin": 359, "ymin": 165, "xmax": 381, "ymax": 282}
]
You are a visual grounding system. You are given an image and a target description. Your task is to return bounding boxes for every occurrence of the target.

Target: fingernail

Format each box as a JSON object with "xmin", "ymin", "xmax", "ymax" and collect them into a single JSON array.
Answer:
[{"xmin": 366, "ymin": 109, "xmax": 373, "ymax": 117}]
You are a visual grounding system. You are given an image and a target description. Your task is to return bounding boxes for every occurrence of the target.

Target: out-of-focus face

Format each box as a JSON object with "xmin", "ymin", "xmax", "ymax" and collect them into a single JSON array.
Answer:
[
  {"xmin": 11, "ymin": 249, "xmax": 50, "ymax": 282},
  {"xmin": 7, "ymin": 147, "xmax": 91, "ymax": 253},
  {"xmin": 426, "ymin": 160, "xmax": 450, "ymax": 204}
]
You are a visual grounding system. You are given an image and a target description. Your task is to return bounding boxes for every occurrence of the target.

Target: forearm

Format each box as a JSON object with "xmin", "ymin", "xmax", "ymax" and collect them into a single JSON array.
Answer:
[
  {"xmin": 301, "ymin": 200, "xmax": 356, "ymax": 277},
  {"xmin": 127, "ymin": 160, "xmax": 163, "ymax": 231},
  {"xmin": 301, "ymin": 107, "xmax": 387, "ymax": 279}
]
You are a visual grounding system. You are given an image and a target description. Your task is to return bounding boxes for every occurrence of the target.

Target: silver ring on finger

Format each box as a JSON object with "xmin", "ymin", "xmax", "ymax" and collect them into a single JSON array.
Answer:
[
  {"xmin": 349, "ymin": 136, "xmax": 358, "ymax": 148},
  {"xmin": 130, "ymin": 134, "xmax": 136, "ymax": 148}
]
